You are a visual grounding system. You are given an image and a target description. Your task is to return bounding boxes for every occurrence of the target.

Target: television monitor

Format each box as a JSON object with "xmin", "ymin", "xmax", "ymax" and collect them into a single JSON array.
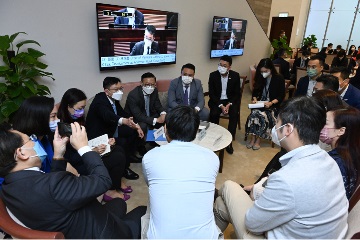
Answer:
[
  {"xmin": 96, "ymin": 3, "xmax": 178, "ymax": 71},
  {"xmin": 210, "ymin": 16, "xmax": 247, "ymax": 58}
]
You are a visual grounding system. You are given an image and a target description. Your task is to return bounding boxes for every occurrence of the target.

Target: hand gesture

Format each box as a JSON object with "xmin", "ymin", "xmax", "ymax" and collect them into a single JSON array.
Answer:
[
  {"xmin": 69, "ymin": 122, "xmax": 88, "ymax": 151},
  {"xmin": 251, "ymin": 97, "xmax": 257, "ymax": 104},
  {"xmin": 157, "ymin": 114, "xmax": 166, "ymax": 124},
  {"xmin": 108, "ymin": 138, "xmax": 116, "ymax": 146},
  {"xmin": 93, "ymin": 144, "xmax": 106, "ymax": 154},
  {"xmin": 52, "ymin": 127, "xmax": 69, "ymax": 158}
]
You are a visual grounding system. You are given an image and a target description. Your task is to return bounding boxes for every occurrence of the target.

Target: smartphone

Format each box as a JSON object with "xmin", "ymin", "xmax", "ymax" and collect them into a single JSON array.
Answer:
[{"xmin": 57, "ymin": 122, "xmax": 72, "ymax": 137}]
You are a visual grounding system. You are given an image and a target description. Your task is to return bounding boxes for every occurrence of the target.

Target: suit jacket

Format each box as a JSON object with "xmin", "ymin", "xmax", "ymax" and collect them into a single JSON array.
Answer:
[
  {"xmin": 294, "ymin": 75, "xmax": 310, "ymax": 97},
  {"xmin": 86, "ymin": 92, "xmax": 130, "ymax": 140},
  {"xmin": 343, "ymin": 84, "xmax": 360, "ymax": 110},
  {"xmin": 331, "ymin": 57, "xmax": 349, "ymax": 68},
  {"xmin": 168, "ymin": 77, "xmax": 205, "ymax": 111},
  {"xmin": 223, "ymin": 39, "xmax": 238, "ymax": 49},
  {"xmin": 208, "ymin": 70, "xmax": 241, "ymax": 108},
  {"xmin": 252, "ymin": 74, "xmax": 285, "ymax": 108},
  {"xmin": 125, "ymin": 86, "xmax": 165, "ymax": 126},
  {"xmin": 1, "ymin": 151, "xmax": 132, "ymax": 238},
  {"xmin": 291, "ymin": 57, "xmax": 309, "ymax": 74},
  {"xmin": 130, "ymin": 41, "xmax": 160, "ymax": 56},
  {"xmin": 273, "ymin": 57, "xmax": 291, "ymax": 79},
  {"xmin": 114, "ymin": 9, "xmax": 144, "ymax": 26}
]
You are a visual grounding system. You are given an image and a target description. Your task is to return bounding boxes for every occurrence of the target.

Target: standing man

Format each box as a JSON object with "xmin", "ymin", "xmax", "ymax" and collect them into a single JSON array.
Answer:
[
  {"xmin": 208, "ymin": 55, "xmax": 241, "ymax": 154},
  {"xmin": 125, "ymin": 72, "xmax": 166, "ymax": 154},
  {"xmin": 168, "ymin": 63, "xmax": 209, "ymax": 121},
  {"xmin": 294, "ymin": 55, "xmax": 324, "ymax": 97},
  {"xmin": 214, "ymin": 97, "xmax": 348, "ymax": 239},
  {"xmin": 86, "ymin": 77, "xmax": 144, "ymax": 180},
  {"xmin": 130, "ymin": 25, "xmax": 160, "ymax": 56},
  {"xmin": 142, "ymin": 106, "xmax": 221, "ymax": 238}
]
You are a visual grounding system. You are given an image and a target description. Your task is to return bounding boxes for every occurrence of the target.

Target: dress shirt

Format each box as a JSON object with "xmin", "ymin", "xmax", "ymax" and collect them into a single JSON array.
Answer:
[
  {"xmin": 229, "ymin": 39, "xmax": 234, "ymax": 49},
  {"xmin": 220, "ymin": 74, "xmax": 229, "ymax": 100},
  {"xmin": 340, "ymin": 85, "xmax": 349, "ymax": 100},
  {"xmin": 307, "ymin": 78, "xmax": 317, "ymax": 97},
  {"xmin": 183, "ymin": 84, "xmax": 200, "ymax": 112},
  {"xmin": 107, "ymin": 97, "xmax": 123, "ymax": 125},
  {"xmin": 143, "ymin": 43, "xmax": 151, "ymax": 55}
]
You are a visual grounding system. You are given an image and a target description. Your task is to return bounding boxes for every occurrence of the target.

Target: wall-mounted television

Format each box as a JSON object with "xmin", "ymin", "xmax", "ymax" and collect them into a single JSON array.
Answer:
[
  {"xmin": 210, "ymin": 16, "xmax": 247, "ymax": 58},
  {"xmin": 96, "ymin": 3, "xmax": 178, "ymax": 71}
]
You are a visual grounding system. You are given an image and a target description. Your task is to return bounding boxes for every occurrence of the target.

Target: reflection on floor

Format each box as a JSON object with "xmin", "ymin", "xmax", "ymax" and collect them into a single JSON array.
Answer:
[{"xmin": 125, "ymin": 85, "xmax": 280, "ymax": 238}]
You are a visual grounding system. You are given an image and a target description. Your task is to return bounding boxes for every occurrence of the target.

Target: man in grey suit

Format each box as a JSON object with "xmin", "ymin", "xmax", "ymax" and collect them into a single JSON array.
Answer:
[{"xmin": 168, "ymin": 63, "xmax": 209, "ymax": 121}]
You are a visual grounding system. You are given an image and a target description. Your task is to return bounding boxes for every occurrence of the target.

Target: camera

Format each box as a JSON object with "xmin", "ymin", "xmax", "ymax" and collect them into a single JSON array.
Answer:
[{"xmin": 57, "ymin": 122, "xmax": 72, "ymax": 137}]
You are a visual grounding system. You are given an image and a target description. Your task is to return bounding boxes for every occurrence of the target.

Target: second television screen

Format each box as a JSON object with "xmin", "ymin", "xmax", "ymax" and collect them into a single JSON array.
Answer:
[{"xmin": 210, "ymin": 16, "xmax": 247, "ymax": 58}]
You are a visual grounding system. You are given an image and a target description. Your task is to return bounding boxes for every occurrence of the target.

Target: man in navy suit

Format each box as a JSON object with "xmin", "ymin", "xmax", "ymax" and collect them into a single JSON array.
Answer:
[
  {"xmin": 223, "ymin": 31, "xmax": 239, "ymax": 50},
  {"xmin": 114, "ymin": 7, "xmax": 144, "ymax": 28},
  {"xmin": 295, "ymin": 55, "xmax": 324, "ymax": 97},
  {"xmin": 272, "ymin": 49, "xmax": 291, "ymax": 80},
  {"xmin": 331, "ymin": 66, "xmax": 360, "ymax": 110},
  {"xmin": 168, "ymin": 63, "xmax": 209, "ymax": 121},
  {"xmin": 130, "ymin": 25, "xmax": 160, "ymax": 56}
]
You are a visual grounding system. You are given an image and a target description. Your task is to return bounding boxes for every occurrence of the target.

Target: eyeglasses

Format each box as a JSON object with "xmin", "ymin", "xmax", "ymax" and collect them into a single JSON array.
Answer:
[
  {"xmin": 21, "ymin": 134, "xmax": 37, "ymax": 148},
  {"xmin": 108, "ymin": 86, "xmax": 124, "ymax": 92}
]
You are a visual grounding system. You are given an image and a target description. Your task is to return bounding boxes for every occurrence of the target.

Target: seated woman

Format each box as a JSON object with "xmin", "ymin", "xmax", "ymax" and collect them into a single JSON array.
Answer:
[
  {"xmin": 320, "ymin": 107, "xmax": 360, "ymax": 199},
  {"xmin": 57, "ymin": 88, "xmax": 131, "ymax": 201},
  {"xmin": 11, "ymin": 96, "xmax": 57, "ymax": 173},
  {"xmin": 245, "ymin": 58, "xmax": 285, "ymax": 150},
  {"xmin": 348, "ymin": 45, "xmax": 357, "ymax": 57}
]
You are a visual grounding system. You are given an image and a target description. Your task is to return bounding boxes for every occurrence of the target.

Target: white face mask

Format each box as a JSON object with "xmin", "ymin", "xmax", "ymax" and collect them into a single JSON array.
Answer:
[
  {"xmin": 218, "ymin": 66, "xmax": 228, "ymax": 75},
  {"xmin": 271, "ymin": 123, "xmax": 292, "ymax": 146},
  {"xmin": 142, "ymin": 86, "xmax": 155, "ymax": 95},
  {"xmin": 182, "ymin": 76, "xmax": 193, "ymax": 85},
  {"xmin": 144, "ymin": 38, "xmax": 152, "ymax": 46},
  {"xmin": 112, "ymin": 90, "xmax": 123, "ymax": 101},
  {"xmin": 262, "ymin": 72, "xmax": 271, "ymax": 78}
]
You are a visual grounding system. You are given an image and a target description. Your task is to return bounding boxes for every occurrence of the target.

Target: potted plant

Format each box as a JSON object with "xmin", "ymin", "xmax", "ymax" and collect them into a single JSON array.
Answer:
[
  {"xmin": 303, "ymin": 34, "xmax": 318, "ymax": 48},
  {"xmin": 0, "ymin": 32, "xmax": 54, "ymax": 123},
  {"xmin": 270, "ymin": 36, "xmax": 292, "ymax": 60}
]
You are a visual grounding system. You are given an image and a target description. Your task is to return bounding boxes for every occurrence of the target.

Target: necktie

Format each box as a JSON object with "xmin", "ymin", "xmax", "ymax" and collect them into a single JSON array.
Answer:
[
  {"xmin": 300, "ymin": 58, "xmax": 305, "ymax": 68},
  {"xmin": 145, "ymin": 95, "xmax": 150, "ymax": 116},
  {"xmin": 111, "ymin": 103, "xmax": 118, "ymax": 138},
  {"xmin": 147, "ymin": 46, "xmax": 150, "ymax": 54},
  {"xmin": 183, "ymin": 86, "xmax": 189, "ymax": 105}
]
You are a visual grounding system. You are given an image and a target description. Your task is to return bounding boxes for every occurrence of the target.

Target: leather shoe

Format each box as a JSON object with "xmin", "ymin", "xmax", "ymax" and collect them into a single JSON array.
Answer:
[
  {"xmin": 226, "ymin": 144, "xmax": 234, "ymax": 154},
  {"xmin": 124, "ymin": 168, "xmax": 139, "ymax": 180}
]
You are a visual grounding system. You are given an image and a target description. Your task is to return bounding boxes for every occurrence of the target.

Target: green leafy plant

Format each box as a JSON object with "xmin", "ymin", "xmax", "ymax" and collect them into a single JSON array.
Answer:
[
  {"xmin": 303, "ymin": 34, "xmax": 318, "ymax": 48},
  {"xmin": 0, "ymin": 32, "xmax": 54, "ymax": 122},
  {"xmin": 270, "ymin": 36, "xmax": 292, "ymax": 60}
]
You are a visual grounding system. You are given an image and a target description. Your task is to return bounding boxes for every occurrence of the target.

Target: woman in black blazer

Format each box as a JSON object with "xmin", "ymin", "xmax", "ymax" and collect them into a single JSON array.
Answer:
[{"xmin": 245, "ymin": 58, "xmax": 285, "ymax": 150}]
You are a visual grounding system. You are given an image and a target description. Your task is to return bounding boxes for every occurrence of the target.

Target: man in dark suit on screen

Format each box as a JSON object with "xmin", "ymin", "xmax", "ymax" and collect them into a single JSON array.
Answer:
[
  {"xmin": 130, "ymin": 25, "xmax": 160, "ymax": 56},
  {"xmin": 208, "ymin": 55, "xmax": 241, "ymax": 154},
  {"xmin": 0, "ymin": 123, "xmax": 146, "ymax": 238},
  {"xmin": 223, "ymin": 31, "xmax": 239, "ymax": 50},
  {"xmin": 114, "ymin": 7, "xmax": 144, "ymax": 28}
]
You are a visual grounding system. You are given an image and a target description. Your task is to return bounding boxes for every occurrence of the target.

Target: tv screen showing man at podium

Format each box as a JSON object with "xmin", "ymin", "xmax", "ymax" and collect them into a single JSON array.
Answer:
[{"xmin": 96, "ymin": 3, "xmax": 178, "ymax": 71}]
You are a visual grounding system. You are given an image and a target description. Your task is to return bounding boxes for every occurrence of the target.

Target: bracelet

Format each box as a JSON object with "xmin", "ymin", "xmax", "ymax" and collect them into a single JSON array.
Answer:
[{"xmin": 53, "ymin": 157, "xmax": 65, "ymax": 161}]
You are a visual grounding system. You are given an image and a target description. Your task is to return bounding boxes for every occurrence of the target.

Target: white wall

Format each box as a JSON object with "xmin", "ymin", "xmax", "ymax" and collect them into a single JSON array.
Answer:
[{"xmin": 0, "ymin": 0, "xmax": 271, "ymax": 102}]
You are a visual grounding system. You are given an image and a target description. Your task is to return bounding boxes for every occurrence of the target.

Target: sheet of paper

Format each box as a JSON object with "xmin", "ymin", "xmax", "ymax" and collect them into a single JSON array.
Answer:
[
  {"xmin": 248, "ymin": 101, "xmax": 266, "ymax": 109},
  {"xmin": 88, "ymin": 134, "xmax": 110, "ymax": 156},
  {"xmin": 154, "ymin": 126, "xmax": 164, "ymax": 140}
]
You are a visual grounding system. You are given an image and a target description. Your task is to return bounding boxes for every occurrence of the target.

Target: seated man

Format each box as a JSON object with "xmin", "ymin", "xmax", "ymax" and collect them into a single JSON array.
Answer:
[
  {"xmin": 130, "ymin": 25, "xmax": 160, "ymax": 55},
  {"xmin": 142, "ymin": 106, "xmax": 221, "ymax": 239},
  {"xmin": 86, "ymin": 77, "xmax": 144, "ymax": 180},
  {"xmin": 114, "ymin": 7, "xmax": 144, "ymax": 28},
  {"xmin": 272, "ymin": 48, "xmax": 291, "ymax": 80},
  {"xmin": 223, "ymin": 31, "xmax": 238, "ymax": 50},
  {"xmin": 331, "ymin": 66, "xmax": 360, "ymax": 110},
  {"xmin": 331, "ymin": 49, "xmax": 348, "ymax": 68},
  {"xmin": 320, "ymin": 42, "xmax": 333, "ymax": 54},
  {"xmin": 214, "ymin": 96, "xmax": 348, "ymax": 239},
  {"xmin": 0, "ymin": 123, "xmax": 146, "ymax": 238},
  {"xmin": 125, "ymin": 72, "xmax": 166, "ymax": 154},
  {"xmin": 313, "ymin": 74, "xmax": 339, "ymax": 93},
  {"xmin": 295, "ymin": 55, "xmax": 324, "ymax": 97},
  {"xmin": 208, "ymin": 55, "xmax": 241, "ymax": 154},
  {"xmin": 168, "ymin": 63, "xmax": 209, "ymax": 121},
  {"xmin": 291, "ymin": 50, "xmax": 310, "ymax": 85}
]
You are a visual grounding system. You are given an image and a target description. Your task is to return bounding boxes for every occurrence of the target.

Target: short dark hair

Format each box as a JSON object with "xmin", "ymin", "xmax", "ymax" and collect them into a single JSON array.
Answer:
[
  {"xmin": 336, "ymin": 45, "xmax": 342, "ymax": 49},
  {"xmin": 315, "ymin": 75, "xmax": 339, "ymax": 92},
  {"xmin": 302, "ymin": 50, "xmax": 310, "ymax": 56},
  {"xmin": 0, "ymin": 123, "xmax": 23, "ymax": 177},
  {"xmin": 141, "ymin": 72, "xmax": 156, "ymax": 82},
  {"xmin": 330, "ymin": 66, "xmax": 350, "ymax": 80},
  {"xmin": 279, "ymin": 30, "xmax": 285, "ymax": 35},
  {"xmin": 277, "ymin": 48, "xmax": 286, "ymax": 57},
  {"xmin": 278, "ymin": 96, "xmax": 326, "ymax": 145},
  {"xmin": 103, "ymin": 77, "xmax": 121, "ymax": 89},
  {"xmin": 12, "ymin": 96, "xmax": 55, "ymax": 137},
  {"xmin": 58, "ymin": 88, "xmax": 87, "ymax": 124},
  {"xmin": 165, "ymin": 105, "xmax": 200, "ymax": 142},
  {"xmin": 309, "ymin": 55, "xmax": 324, "ymax": 66},
  {"xmin": 337, "ymin": 49, "xmax": 346, "ymax": 57},
  {"xmin": 146, "ymin": 25, "xmax": 156, "ymax": 35},
  {"xmin": 220, "ymin": 55, "xmax": 232, "ymax": 66},
  {"xmin": 181, "ymin": 63, "xmax": 196, "ymax": 73},
  {"xmin": 328, "ymin": 43, "xmax": 333, "ymax": 47},
  {"xmin": 312, "ymin": 89, "xmax": 344, "ymax": 111}
]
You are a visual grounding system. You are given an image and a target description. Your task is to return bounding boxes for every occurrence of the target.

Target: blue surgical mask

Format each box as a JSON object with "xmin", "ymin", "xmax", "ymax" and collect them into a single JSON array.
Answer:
[
  {"xmin": 49, "ymin": 119, "xmax": 60, "ymax": 132},
  {"xmin": 71, "ymin": 108, "xmax": 84, "ymax": 119},
  {"xmin": 307, "ymin": 68, "xmax": 318, "ymax": 78},
  {"xmin": 21, "ymin": 140, "xmax": 48, "ymax": 163}
]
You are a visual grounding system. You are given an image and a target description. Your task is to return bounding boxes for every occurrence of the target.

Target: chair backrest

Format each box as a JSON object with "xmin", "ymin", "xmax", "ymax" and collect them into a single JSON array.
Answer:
[
  {"xmin": 324, "ymin": 54, "xmax": 336, "ymax": 66},
  {"xmin": 0, "ymin": 198, "xmax": 64, "ymax": 239},
  {"xmin": 296, "ymin": 67, "xmax": 307, "ymax": 87},
  {"xmin": 249, "ymin": 65, "xmax": 256, "ymax": 92},
  {"xmin": 346, "ymin": 185, "xmax": 360, "ymax": 238}
]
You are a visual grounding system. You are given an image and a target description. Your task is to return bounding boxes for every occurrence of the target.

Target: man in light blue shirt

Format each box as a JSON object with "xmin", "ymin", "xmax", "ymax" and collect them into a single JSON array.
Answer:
[
  {"xmin": 214, "ymin": 96, "xmax": 348, "ymax": 239},
  {"xmin": 142, "ymin": 106, "xmax": 221, "ymax": 239}
]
